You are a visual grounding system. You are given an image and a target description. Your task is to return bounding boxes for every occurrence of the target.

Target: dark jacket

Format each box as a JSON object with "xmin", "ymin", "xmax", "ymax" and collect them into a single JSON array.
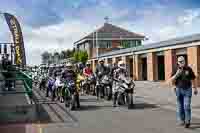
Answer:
[
  {"xmin": 172, "ymin": 66, "xmax": 196, "ymax": 89},
  {"xmin": 61, "ymin": 69, "xmax": 76, "ymax": 82},
  {"xmin": 95, "ymin": 64, "xmax": 107, "ymax": 80}
]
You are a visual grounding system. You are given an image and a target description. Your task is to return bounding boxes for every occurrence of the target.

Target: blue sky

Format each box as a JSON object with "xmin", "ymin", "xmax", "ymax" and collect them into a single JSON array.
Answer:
[{"xmin": 0, "ymin": 0, "xmax": 200, "ymax": 65}]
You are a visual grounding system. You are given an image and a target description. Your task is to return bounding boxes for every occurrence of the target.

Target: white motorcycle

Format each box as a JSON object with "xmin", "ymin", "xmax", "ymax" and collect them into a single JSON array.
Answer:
[{"xmin": 115, "ymin": 75, "xmax": 135, "ymax": 108}]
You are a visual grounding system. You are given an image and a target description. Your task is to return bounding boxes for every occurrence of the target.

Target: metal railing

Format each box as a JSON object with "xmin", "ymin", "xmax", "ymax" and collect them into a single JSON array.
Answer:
[{"xmin": 0, "ymin": 66, "xmax": 33, "ymax": 100}]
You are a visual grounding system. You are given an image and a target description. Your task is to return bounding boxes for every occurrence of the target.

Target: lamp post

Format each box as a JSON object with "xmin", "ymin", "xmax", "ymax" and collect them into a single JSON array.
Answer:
[
  {"xmin": 10, "ymin": 44, "xmax": 14, "ymax": 65},
  {"xmin": 96, "ymin": 29, "xmax": 98, "ymax": 60}
]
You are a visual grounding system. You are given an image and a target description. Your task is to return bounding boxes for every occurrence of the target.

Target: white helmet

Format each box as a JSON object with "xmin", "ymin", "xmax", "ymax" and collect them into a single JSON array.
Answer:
[
  {"xmin": 66, "ymin": 62, "xmax": 73, "ymax": 67},
  {"xmin": 118, "ymin": 60, "xmax": 126, "ymax": 69},
  {"xmin": 177, "ymin": 56, "xmax": 185, "ymax": 67},
  {"xmin": 98, "ymin": 58, "xmax": 104, "ymax": 63},
  {"xmin": 86, "ymin": 62, "xmax": 91, "ymax": 65}
]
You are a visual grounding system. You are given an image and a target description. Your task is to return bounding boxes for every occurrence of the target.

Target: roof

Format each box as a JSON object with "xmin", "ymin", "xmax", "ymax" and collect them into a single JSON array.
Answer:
[
  {"xmin": 95, "ymin": 33, "xmax": 200, "ymax": 58},
  {"xmin": 74, "ymin": 23, "xmax": 145, "ymax": 45}
]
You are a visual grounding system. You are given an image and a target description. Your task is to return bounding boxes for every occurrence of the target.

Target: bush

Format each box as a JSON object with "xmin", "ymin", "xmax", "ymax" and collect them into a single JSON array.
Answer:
[{"xmin": 73, "ymin": 50, "xmax": 88, "ymax": 64}]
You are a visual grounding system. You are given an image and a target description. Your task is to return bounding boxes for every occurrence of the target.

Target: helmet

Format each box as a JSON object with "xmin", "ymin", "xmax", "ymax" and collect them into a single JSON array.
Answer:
[
  {"xmin": 66, "ymin": 62, "xmax": 73, "ymax": 67},
  {"xmin": 86, "ymin": 62, "xmax": 91, "ymax": 65},
  {"xmin": 118, "ymin": 61, "xmax": 126, "ymax": 69},
  {"xmin": 177, "ymin": 56, "xmax": 185, "ymax": 67},
  {"xmin": 98, "ymin": 59, "xmax": 104, "ymax": 63}
]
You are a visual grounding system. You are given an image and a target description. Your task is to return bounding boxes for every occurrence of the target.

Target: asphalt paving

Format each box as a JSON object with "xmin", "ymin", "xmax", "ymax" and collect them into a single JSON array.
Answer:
[{"xmin": 1, "ymin": 88, "xmax": 200, "ymax": 133}]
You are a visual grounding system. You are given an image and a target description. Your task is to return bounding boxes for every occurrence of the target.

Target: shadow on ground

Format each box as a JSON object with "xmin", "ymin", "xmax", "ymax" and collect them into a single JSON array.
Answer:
[
  {"xmin": 79, "ymin": 105, "xmax": 102, "ymax": 111},
  {"xmin": 80, "ymin": 98, "xmax": 98, "ymax": 103},
  {"xmin": 130, "ymin": 103, "xmax": 158, "ymax": 110},
  {"xmin": 189, "ymin": 123, "xmax": 200, "ymax": 130}
]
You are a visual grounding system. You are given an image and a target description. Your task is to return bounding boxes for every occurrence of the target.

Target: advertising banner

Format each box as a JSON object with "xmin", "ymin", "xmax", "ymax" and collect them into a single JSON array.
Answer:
[{"xmin": 4, "ymin": 13, "xmax": 26, "ymax": 66}]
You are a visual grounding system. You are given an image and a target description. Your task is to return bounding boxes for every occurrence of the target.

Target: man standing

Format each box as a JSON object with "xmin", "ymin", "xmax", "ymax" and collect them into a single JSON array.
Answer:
[
  {"xmin": 167, "ymin": 56, "xmax": 198, "ymax": 128},
  {"xmin": 2, "ymin": 54, "xmax": 14, "ymax": 91},
  {"xmin": 95, "ymin": 59, "xmax": 107, "ymax": 99}
]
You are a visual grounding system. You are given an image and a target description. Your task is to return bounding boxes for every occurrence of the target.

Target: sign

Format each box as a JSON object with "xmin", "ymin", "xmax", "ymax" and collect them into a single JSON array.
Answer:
[{"xmin": 4, "ymin": 13, "xmax": 26, "ymax": 66}]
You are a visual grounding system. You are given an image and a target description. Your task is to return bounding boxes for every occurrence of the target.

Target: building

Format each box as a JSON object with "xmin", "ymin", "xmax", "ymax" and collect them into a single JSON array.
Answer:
[
  {"xmin": 74, "ymin": 22, "xmax": 200, "ymax": 87},
  {"xmin": 74, "ymin": 22, "xmax": 146, "ymax": 59},
  {"xmin": 90, "ymin": 33, "xmax": 200, "ymax": 86}
]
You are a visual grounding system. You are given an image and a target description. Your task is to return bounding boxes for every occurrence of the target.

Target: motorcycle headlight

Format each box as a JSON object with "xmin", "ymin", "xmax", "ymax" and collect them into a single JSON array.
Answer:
[{"xmin": 129, "ymin": 83, "xmax": 134, "ymax": 89}]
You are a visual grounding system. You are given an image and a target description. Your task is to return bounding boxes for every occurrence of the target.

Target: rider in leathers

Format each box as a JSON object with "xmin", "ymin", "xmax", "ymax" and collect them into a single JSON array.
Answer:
[
  {"xmin": 95, "ymin": 59, "xmax": 107, "ymax": 99},
  {"xmin": 113, "ymin": 60, "xmax": 128, "ymax": 107},
  {"xmin": 61, "ymin": 63, "xmax": 80, "ymax": 109}
]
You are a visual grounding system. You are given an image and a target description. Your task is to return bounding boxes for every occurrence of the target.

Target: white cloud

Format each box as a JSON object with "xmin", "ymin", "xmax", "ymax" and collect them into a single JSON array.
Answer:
[
  {"xmin": 158, "ymin": 26, "xmax": 178, "ymax": 39},
  {"xmin": 78, "ymin": 1, "xmax": 130, "ymax": 23},
  {"xmin": 23, "ymin": 20, "xmax": 94, "ymax": 65},
  {"xmin": 1, "ymin": 3, "xmax": 200, "ymax": 66},
  {"xmin": 177, "ymin": 9, "xmax": 200, "ymax": 25}
]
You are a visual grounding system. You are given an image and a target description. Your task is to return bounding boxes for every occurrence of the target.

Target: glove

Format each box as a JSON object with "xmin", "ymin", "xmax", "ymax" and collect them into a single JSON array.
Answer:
[{"xmin": 174, "ymin": 68, "xmax": 183, "ymax": 79}]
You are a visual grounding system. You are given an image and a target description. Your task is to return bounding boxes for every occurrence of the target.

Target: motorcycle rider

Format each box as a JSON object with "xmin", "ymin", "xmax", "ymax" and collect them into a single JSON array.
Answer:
[
  {"xmin": 61, "ymin": 62, "xmax": 80, "ymax": 109},
  {"xmin": 113, "ymin": 60, "xmax": 128, "ymax": 107},
  {"xmin": 83, "ymin": 62, "xmax": 94, "ymax": 94},
  {"xmin": 83, "ymin": 62, "xmax": 93, "ymax": 77},
  {"xmin": 95, "ymin": 59, "xmax": 107, "ymax": 99}
]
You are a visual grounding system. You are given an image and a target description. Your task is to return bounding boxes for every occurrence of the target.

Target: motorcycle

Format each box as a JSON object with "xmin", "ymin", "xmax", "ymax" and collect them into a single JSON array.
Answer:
[
  {"xmin": 115, "ymin": 75, "xmax": 135, "ymax": 109},
  {"xmin": 33, "ymin": 75, "xmax": 39, "ymax": 87},
  {"xmin": 82, "ymin": 74, "xmax": 96, "ymax": 95},
  {"xmin": 100, "ymin": 75, "xmax": 112, "ymax": 100},
  {"xmin": 39, "ymin": 75, "xmax": 47, "ymax": 91},
  {"xmin": 46, "ymin": 77, "xmax": 55, "ymax": 98},
  {"xmin": 51, "ymin": 77, "xmax": 61, "ymax": 101},
  {"xmin": 63, "ymin": 80, "xmax": 80, "ymax": 110}
]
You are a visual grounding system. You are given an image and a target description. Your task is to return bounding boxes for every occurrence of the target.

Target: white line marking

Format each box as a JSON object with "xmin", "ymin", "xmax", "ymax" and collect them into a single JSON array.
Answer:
[{"xmin": 25, "ymin": 94, "xmax": 31, "ymax": 104}]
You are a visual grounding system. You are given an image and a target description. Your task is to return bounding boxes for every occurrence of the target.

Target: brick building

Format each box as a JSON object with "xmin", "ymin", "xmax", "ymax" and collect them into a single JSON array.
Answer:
[
  {"xmin": 91, "ymin": 34, "xmax": 200, "ymax": 86},
  {"xmin": 74, "ymin": 22, "xmax": 146, "ymax": 59},
  {"xmin": 74, "ymin": 23, "xmax": 200, "ymax": 86}
]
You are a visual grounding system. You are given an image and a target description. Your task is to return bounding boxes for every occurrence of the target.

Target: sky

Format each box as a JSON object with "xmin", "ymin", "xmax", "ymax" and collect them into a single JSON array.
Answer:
[{"xmin": 0, "ymin": 0, "xmax": 200, "ymax": 65}]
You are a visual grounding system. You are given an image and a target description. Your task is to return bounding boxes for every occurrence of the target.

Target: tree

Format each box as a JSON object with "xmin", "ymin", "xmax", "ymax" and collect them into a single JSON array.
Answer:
[
  {"xmin": 60, "ymin": 51, "xmax": 65, "ymax": 59},
  {"xmin": 53, "ymin": 52, "xmax": 60, "ymax": 63},
  {"xmin": 79, "ymin": 51, "xmax": 88, "ymax": 64},
  {"xmin": 73, "ymin": 51, "xmax": 79, "ymax": 62},
  {"xmin": 59, "ymin": 49, "xmax": 75, "ymax": 60},
  {"xmin": 41, "ymin": 51, "xmax": 51, "ymax": 64},
  {"xmin": 73, "ymin": 50, "xmax": 88, "ymax": 64}
]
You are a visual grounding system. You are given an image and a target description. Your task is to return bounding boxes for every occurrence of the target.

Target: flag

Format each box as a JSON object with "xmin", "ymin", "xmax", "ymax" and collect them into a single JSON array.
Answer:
[{"xmin": 4, "ymin": 13, "xmax": 26, "ymax": 66}]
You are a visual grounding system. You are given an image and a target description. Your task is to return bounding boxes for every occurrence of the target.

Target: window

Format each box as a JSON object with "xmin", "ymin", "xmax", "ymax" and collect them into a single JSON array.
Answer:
[
  {"xmin": 107, "ymin": 41, "xmax": 112, "ymax": 48},
  {"xmin": 136, "ymin": 40, "xmax": 142, "ymax": 46},
  {"xmin": 85, "ymin": 42, "xmax": 89, "ymax": 49},
  {"xmin": 121, "ymin": 40, "xmax": 131, "ymax": 48},
  {"xmin": 120, "ymin": 40, "xmax": 141, "ymax": 48},
  {"xmin": 98, "ymin": 41, "xmax": 112, "ymax": 48}
]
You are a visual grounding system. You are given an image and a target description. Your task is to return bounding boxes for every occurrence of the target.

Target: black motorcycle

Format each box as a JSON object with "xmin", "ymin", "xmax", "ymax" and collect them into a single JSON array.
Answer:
[
  {"xmin": 96, "ymin": 75, "xmax": 112, "ymax": 100},
  {"xmin": 82, "ymin": 74, "xmax": 96, "ymax": 95}
]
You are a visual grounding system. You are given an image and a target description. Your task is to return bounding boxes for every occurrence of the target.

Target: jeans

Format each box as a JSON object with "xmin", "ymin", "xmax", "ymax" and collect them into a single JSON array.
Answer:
[{"xmin": 175, "ymin": 87, "xmax": 192, "ymax": 123}]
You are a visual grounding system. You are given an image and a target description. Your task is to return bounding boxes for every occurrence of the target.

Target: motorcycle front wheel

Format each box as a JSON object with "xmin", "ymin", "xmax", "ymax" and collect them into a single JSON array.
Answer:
[{"xmin": 127, "ymin": 93, "xmax": 134, "ymax": 109}]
